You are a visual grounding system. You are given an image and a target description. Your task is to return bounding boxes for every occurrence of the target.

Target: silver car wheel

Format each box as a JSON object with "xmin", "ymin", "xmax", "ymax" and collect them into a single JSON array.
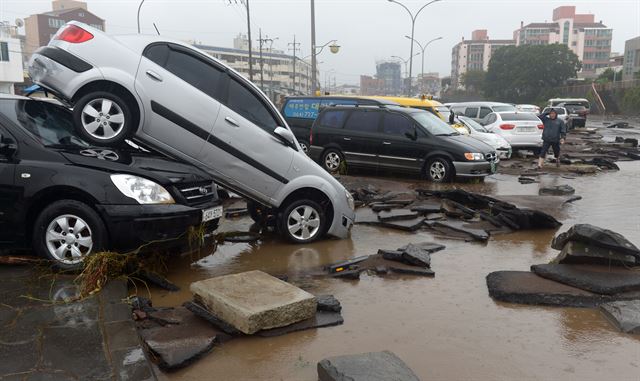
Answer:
[
  {"xmin": 45, "ymin": 214, "xmax": 93, "ymax": 265},
  {"xmin": 81, "ymin": 98, "xmax": 125, "ymax": 140},
  {"xmin": 430, "ymin": 161, "xmax": 446, "ymax": 181},
  {"xmin": 324, "ymin": 152, "xmax": 341, "ymax": 171},
  {"xmin": 287, "ymin": 205, "xmax": 321, "ymax": 241}
]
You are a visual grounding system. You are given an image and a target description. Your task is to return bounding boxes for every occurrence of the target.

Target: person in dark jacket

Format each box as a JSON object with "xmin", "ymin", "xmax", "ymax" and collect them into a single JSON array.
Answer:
[{"xmin": 537, "ymin": 108, "xmax": 567, "ymax": 168}]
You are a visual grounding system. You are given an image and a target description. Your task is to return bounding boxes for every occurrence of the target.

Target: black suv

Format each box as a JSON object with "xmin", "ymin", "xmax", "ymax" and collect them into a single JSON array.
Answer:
[
  {"xmin": 308, "ymin": 105, "xmax": 498, "ymax": 182},
  {"xmin": 0, "ymin": 96, "xmax": 222, "ymax": 269}
]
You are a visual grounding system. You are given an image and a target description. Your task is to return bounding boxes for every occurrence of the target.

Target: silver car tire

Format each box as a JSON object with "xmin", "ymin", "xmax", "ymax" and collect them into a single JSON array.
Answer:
[
  {"xmin": 278, "ymin": 199, "xmax": 326, "ymax": 244},
  {"xmin": 425, "ymin": 157, "xmax": 453, "ymax": 183},
  {"xmin": 73, "ymin": 91, "xmax": 133, "ymax": 146}
]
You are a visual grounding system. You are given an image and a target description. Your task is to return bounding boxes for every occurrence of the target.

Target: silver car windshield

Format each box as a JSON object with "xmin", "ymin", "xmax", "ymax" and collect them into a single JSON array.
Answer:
[
  {"xmin": 493, "ymin": 105, "xmax": 517, "ymax": 112},
  {"xmin": 459, "ymin": 116, "xmax": 488, "ymax": 133},
  {"xmin": 413, "ymin": 111, "xmax": 459, "ymax": 136}
]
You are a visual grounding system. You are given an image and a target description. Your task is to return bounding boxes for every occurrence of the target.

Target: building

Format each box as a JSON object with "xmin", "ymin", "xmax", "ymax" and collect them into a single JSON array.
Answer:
[
  {"xmin": 359, "ymin": 75, "xmax": 384, "ymax": 96},
  {"xmin": 376, "ymin": 60, "xmax": 402, "ymax": 95},
  {"xmin": 450, "ymin": 30, "xmax": 515, "ymax": 89},
  {"xmin": 24, "ymin": 0, "xmax": 105, "ymax": 58},
  {"xmin": 513, "ymin": 6, "xmax": 613, "ymax": 78},
  {"xmin": 194, "ymin": 35, "xmax": 314, "ymax": 98},
  {"xmin": 417, "ymin": 72, "xmax": 441, "ymax": 97},
  {"xmin": 0, "ymin": 22, "xmax": 24, "ymax": 94},
  {"xmin": 623, "ymin": 36, "xmax": 640, "ymax": 81}
]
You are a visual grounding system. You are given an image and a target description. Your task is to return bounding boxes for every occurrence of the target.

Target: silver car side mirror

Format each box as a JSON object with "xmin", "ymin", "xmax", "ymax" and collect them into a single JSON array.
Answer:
[{"xmin": 274, "ymin": 126, "xmax": 296, "ymax": 148}]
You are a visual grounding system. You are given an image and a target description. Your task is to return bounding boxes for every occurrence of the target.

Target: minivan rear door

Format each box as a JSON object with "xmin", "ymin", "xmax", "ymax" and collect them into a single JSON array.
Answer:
[
  {"xmin": 135, "ymin": 43, "xmax": 223, "ymax": 163},
  {"xmin": 340, "ymin": 109, "xmax": 383, "ymax": 169},
  {"xmin": 378, "ymin": 111, "xmax": 423, "ymax": 171},
  {"xmin": 201, "ymin": 73, "xmax": 293, "ymax": 202}
]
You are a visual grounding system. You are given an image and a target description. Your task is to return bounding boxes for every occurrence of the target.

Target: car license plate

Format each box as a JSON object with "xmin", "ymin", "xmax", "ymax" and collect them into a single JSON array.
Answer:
[
  {"xmin": 202, "ymin": 206, "xmax": 223, "ymax": 222},
  {"xmin": 518, "ymin": 126, "xmax": 535, "ymax": 132}
]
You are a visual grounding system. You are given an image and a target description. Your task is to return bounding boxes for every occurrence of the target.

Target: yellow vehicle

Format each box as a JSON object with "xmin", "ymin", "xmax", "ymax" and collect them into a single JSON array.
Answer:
[{"xmin": 367, "ymin": 96, "xmax": 469, "ymax": 134}]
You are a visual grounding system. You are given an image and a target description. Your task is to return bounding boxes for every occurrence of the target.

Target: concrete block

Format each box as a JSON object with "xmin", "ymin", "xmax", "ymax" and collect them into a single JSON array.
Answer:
[
  {"xmin": 318, "ymin": 351, "xmax": 420, "ymax": 381},
  {"xmin": 190, "ymin": 270, "xmax": 317, "ymax": 334}
]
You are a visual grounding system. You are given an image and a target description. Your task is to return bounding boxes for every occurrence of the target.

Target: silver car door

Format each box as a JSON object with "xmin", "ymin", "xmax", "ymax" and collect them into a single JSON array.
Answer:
[
  {"xmin": 134, "ymin": 43, "xmax": 222, "ymax": 163},
  {"xmin": 199, "ymin": 73, "xmax": 293, "ymax": 201}
]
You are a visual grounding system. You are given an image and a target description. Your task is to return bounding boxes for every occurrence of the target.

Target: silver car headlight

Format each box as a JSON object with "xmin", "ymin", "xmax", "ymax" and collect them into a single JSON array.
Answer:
[
  {"xmin": 110, "ymin": 174, "xmax": 175, "ymax": 204},
  {"xmin": 345, "ymin": 190, "xmax": 355, "ymax": 211}
]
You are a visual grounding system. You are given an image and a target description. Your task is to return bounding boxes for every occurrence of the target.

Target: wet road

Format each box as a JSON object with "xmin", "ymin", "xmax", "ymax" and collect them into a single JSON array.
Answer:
[{"xmin": 151, "ymin": 161, "xmax": 640, "ymax": 381}]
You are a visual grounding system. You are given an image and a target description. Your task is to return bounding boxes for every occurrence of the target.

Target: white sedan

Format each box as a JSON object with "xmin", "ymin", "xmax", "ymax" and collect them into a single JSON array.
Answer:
[
  {"xmin": 457, "ymin": 116, "xmax": 512, "ymax": 159},
  {"xmin": 481, "ymin": 112, "xmax": 543, "ymax": 150}
]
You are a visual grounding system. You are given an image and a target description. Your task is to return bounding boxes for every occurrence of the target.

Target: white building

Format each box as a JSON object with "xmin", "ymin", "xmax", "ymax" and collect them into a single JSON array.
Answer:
[{"xmin": 0, "ymin": 22, "xmax": 24, "ymax": 94}]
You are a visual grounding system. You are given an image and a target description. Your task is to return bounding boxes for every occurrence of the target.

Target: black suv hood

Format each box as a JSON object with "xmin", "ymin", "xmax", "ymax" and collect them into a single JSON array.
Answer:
[
  {"xmin": 445, "ymin": 134, "xmax": 495, "ymax": 153},
  {"xmin": 58, "ymin": 146, "xmax": 212, "ymax": 185}
]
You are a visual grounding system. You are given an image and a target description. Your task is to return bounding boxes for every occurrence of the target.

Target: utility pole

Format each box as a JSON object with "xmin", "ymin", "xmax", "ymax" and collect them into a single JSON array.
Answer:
[
  {"xmin": 310, "ymin": 0, "xmax": 317, "ymax": 95},
  {"xmin": 258, "ymin": 28, "xmax": 264, "ymax": 89},
  {"xmin": 228, "ymin": 1, "xmax": 254, "ymax": 81},
  {"xmin": 288, "ymin": 35, "xmax": 301, "ymax": 93}
]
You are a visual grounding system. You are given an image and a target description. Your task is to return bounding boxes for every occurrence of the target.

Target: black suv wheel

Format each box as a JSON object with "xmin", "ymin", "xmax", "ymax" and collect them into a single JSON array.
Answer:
[
  {"xmin": 73, "ymin": 91, "xmax": 133, "ymax": 145},
  {"xmin": 321, "ymin": 149, "xmax": 343, "ymax": 173},
  {"xmin": 32, "ymin": 200, "xmax": 108, "ymax": 270}
]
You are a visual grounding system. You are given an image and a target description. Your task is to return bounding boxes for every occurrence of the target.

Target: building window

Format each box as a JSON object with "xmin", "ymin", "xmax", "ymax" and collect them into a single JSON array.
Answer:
[
  {"xmin": 48, "ymin": 18, "xmax": 65, "ymax": 28},
  {"xmin": 90, "ymin": 24, "xmax": 103, "ymax": 31},
  {"xmin": 0, "ymin": 42, "xmax": 9, "ymax": 62},
  {"xmin": 563, "ymin": 21, "xmax": 570, "ymax": 45},
  {"xmin": 78, "ymin": 12, "xmax": 85, "ymax": 17}
]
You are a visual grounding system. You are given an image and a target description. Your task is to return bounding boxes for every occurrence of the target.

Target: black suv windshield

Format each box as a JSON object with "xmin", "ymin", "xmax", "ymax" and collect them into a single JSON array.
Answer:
[
  {"xmin": 412, "ymin": 111, "xmax": 458, "ymax": 136},
  {"xmin": 0, "ymin": 99, "xmax": 89, "ymax": 148}
]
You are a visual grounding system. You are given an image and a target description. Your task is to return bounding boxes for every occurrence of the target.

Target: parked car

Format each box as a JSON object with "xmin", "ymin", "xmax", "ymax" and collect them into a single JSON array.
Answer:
[
  {"xmin": 308, "ymin": 105, "xmax": 499, "ymax": 182},
  {"xmin": 449, "ymin": 102, "xmax": 517, "ymax": 123},
  {"xmin": 28, "ymin": 22, "xmax": 355, "ymax": 244},
  {"xmin": 456, "ymin": 116, "xmax": 512, "ymax": 159},
  {"xmin": 481, "ymin": 111, "xmax": 543, "ymax": 150},
  {"xmin": 560, "ymin": 103, "xmax": 588, "ymax": 128},
  {"xmin": 516, "ymin": 104, "xmax": 540, "ymax": 114},
  {"xmin": 281, "ymin": 96, "xmax": 397, "ymax": 152},
  {"xmin": 0, "ymin": 95, "xmax": 222, "ymax": 269},
  {"xmin": 547, "ymin": 98, "xmax": 590, "ymax": 112}
]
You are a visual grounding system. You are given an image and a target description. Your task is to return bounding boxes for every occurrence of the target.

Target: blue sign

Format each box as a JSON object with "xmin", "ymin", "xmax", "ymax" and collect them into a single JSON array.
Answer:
[{"xmin": 283, "ymin": 98, "xmax": 357, "ymax": 120}]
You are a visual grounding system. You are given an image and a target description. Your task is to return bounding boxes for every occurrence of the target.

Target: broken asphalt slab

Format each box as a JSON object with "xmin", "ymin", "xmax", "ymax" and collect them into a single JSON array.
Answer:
[
  {"xmin": 256, "ymin": 310, "xmax": 344, "ymax": 337},
  {"xmin": 377, "ymin": 209, "xmax": 419, "ymax": 222},
  {"xmin": 426, "ymin": 221, "xmax": 489, "ymax": 242},
  {"xmin": 486, "ymin": 271, "xmax": 640, "ymax": 308},
  {"xmin": 539, "ymin": 185, "xmax": 576, "ymax": 196},
  {"xmin": 318, "ymin": 351, "xmax": 420, "ymax": 381},
  {"xmin": 599, "ymin": 300, "xmax": 640, "ymax": 334},
  {"xmin": 531, "ymin": 264, "xmax": 640, "ymax": 295},
  {"xmin": 190, "ymin": 270, "xmax": 317, "ymax": 334},
  {"xmin": 551, "ymin": 224, "xmax": 640, "ymax": 261},
  {"xmin": 552, "ymin": 241, "xmax": 638, "ymax": 267}
]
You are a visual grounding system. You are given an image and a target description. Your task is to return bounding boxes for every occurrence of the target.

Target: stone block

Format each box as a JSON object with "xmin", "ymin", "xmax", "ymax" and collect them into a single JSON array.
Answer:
[{"xmin": 599, "ymin": 300, "xmax": 640, "ymax": 334}]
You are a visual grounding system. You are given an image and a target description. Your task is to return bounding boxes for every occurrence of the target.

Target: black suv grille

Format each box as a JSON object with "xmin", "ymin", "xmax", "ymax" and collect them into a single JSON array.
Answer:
[{"xmin": 178, "ymin": 182, "xmax": 215, "ymax": 206}]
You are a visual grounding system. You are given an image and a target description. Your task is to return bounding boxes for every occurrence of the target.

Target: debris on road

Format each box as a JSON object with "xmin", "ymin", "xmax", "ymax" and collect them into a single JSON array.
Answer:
[
  {"xmin": 551, "ymin": 224, "xmax": 640, "ymax": 264},
  {"xmin": 539, "ymin": 185, "xmax": 575, "ymax": 196},
  {"xmin": 599, "ymin": 300, "xmax": 640, "ymax": 334},
  {"xmin": 317, "ymin": 351, "xmax": 420, "ymax": 381},
  {"xmin": 190, "ymin": 270, "xmax": 317, "ymax": 334}
]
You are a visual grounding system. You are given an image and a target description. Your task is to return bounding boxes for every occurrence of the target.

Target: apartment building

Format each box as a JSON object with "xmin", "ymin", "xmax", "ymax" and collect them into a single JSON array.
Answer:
[
  {"xmin": 623, "ymin": 36, "xmax": 640, "ymax": 81},
  {"xmin": 24, "ymin": 0, "xmax": 105, "ymax": 58},
  {"xmin": 450, "ymin": 30, "xmax": 515, "ymax": 89},
  {"xmin": 513, "ymin": 6, "xmax": 613, "ymax": 78},
  {"xmin": 0, "ymin": 23, "xmax": 24, "ymax": 94}
]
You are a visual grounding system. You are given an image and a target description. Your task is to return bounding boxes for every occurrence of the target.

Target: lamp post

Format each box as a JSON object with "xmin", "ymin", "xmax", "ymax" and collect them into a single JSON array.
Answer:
[
  {"xmin": 137, "ymin": 0, "xmax": 145, "ymax": 33},
  {"xmin": 310, "ymin": 0, "xmax": 340, "ymax": 95},
  {"xmin": 387, "ymin": 0, "xmax": 442, "ymax": 96},
  {"xmin": 405, "ymin": 35, "xmax": 442, "ymax": 93},
  {"xmin": 392, "ymin": 53, "xmax": 420, "ymax": 94}
]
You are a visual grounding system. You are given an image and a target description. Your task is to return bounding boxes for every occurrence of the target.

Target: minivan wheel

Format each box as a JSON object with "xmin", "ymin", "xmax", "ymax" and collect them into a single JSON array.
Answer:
[
  {"xmin": 426, "ymin": 157, "xmax": 453, "ymax": 183},
  {"xmin": 322, "ymin": 149, "xmax": 343, "ymax": 173},
  {"xmin": 73, "ymin": 91, "xmax": 132, "ymax": 145},
  {"xmin": 33, "ymin": 200, "xmax": 108, "ymax": 271},
  {"xmin": 278, "ymin": 199, "xmax": 326, "ymax": 244}
]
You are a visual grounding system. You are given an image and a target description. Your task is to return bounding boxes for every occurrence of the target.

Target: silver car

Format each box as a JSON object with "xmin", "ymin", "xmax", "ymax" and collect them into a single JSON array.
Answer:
[{"xmin": 29, "ymin": 21, "xmax": 355, "ymax": 243}]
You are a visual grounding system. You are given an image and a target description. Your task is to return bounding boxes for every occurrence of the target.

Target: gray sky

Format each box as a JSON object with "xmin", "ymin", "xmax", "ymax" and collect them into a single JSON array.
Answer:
[{"xmin": 2, "ymin": 0, "xmax": 639, "ymax": 85}]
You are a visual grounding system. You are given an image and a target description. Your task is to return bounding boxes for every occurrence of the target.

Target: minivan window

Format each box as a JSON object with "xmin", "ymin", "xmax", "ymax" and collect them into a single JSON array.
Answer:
[
  {"xmin": 383, "ymin": 113, "xmax": 414, "ymax": 137},
  {"xmin": 492, "ymin": 105, "xmax": 517, "ymax": 112},
  {"xmin": 464, "ymin": 107, "xmax": 478, "ymax": 118},
  {"xmin": 500, "ymin": 112, "xmax": 540, "ymax": 121},
  {"xmin": 0, "ymin": 100, "xmax": 89, "ymax": 148},
  {"xmin": 227, "ymin": 77, "xmax": 279, "ymax": 133},
  {"xmin": 318, "ymin": 110, "xmax": 348, "ymax": 129},
  {"xmin": 478, "ymin": 107, "xmax": 492, "ymax": 119},
  {"xmin": 413, "ymin": 111, "xmax": 458, "ymax": 136},
  {"xmin": 343, "ymin": 110, "xmax": 381, "ymax": 133},
  {"xmin": 164, "ymin": 49, "xmax": 223, "ymax": 100}
]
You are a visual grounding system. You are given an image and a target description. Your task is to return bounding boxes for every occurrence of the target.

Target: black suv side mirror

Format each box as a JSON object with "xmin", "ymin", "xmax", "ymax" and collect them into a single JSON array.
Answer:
[{"xmin": 0, "ymin": 133, "xmax": 17, "ymax": 160}]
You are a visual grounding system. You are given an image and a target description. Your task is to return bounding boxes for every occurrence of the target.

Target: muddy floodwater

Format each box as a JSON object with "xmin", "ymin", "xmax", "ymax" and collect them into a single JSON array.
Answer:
[{"xmin": 150, "ymin": 161, "xmax": 640, "ymax": 381}]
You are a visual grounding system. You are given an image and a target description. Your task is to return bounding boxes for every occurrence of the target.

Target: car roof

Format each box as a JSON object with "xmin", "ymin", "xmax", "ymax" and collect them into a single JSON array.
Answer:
[
  {"xmin": 364, "ymin": 96, "xmax": 444, "ymax": 107},
  {"xmin": 450, "ymin": 102, "xmax": 514, "ymax": 107}
]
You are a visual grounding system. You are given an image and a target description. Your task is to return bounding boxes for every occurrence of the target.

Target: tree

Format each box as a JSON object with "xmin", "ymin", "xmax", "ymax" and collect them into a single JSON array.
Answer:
[
  {"xmin": 460, "ymin": 70, "xmax": 486, "ymax": 93},
  {"xmin": 484, "ymin": 44, "xmax": 581, "ymax": 103},
  {"xmin": 596, "ymin": 68, "xmax": 622, "ymax": 83}
]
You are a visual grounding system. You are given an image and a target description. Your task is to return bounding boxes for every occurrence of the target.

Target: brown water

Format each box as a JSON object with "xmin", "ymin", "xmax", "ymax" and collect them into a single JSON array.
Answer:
[{"xmin": 151, "ymin": 161, "xmax": 640, "ymax": 381}]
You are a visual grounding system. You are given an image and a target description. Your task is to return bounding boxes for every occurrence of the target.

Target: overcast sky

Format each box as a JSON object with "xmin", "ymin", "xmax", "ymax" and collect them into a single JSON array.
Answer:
[{"xmin": 1, "ymin": 0, "xmax": 639, "ymax": 85}]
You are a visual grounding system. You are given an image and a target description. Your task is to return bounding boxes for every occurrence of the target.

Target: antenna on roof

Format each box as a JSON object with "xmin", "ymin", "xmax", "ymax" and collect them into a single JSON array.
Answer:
[{"xmin": 153, "ymin": 22, "xmax": 160, "ymax": 35}]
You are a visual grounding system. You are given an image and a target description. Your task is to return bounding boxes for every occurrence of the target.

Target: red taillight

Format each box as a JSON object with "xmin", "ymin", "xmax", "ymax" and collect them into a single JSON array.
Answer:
[
  {"xmin": 499, "ymin": 124, "xmax": 515, "ymax": 130},
  {"xmin": 537, "ymin": 124, "xmax": 544, "ymax": 130},
  {"xmin": 55, "ymin": 25, "xmax": 94, "ymax": 43}
]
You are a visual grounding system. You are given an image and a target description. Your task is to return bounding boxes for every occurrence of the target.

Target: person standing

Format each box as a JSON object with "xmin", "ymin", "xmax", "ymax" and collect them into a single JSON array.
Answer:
[{"xmin": 538, "ymin": 108, "xmax": 567, "ymax": 168}]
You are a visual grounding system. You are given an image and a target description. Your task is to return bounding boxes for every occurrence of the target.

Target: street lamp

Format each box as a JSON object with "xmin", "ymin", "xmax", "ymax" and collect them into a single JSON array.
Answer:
[
  {"xmin": 310, "ymin": 0, "xmax": 340, "ymax": 95},
  {"xmin": 387, "ymin": 0, "xmax": 442, "ymax": 96},
  {"xmin": 405, "ymin": 35, "xmax": 442, "ymax": 93}
]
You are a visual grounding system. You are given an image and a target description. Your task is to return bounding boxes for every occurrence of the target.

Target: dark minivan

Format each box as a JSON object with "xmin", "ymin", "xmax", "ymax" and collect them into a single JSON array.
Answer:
[
  {"xmin": 281, "ymin": 96, "xmax": 397, "ymax": 152},
  {"xmin": 0, "ymin": 95, "xmax": 222, "ymax": 269},
  {"xmin": 308, "ymin": 105, "xmax": 498, "ymax": 182}
]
